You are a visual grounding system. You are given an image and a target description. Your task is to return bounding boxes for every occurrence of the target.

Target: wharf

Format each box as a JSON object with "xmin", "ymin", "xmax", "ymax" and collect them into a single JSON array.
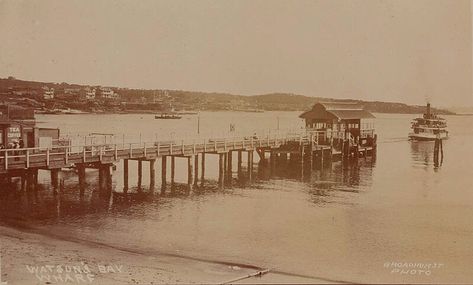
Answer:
[{"xmin": 0, "ymin": 130, "xmax": 376, "ymax": 194}]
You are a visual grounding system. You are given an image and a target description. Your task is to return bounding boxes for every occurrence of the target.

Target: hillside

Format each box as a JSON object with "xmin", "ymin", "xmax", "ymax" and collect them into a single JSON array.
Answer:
[{"xmin": 0, "ymin": 77, "xmax": 454, "ymax": 114}]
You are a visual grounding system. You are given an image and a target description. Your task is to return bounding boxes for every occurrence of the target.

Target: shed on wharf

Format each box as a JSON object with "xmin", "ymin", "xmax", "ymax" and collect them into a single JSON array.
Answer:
[
  {"xmin": 299, "ymin": 102, "xmax": 376, "ymax": 146},
  {"xmin": 0, "ymin": 104, "xmax": 63, "ymax": 148}
]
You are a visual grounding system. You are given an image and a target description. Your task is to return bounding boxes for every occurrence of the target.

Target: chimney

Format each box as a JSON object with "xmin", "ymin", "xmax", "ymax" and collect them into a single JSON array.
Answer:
[{"xmin": 426, "ymin": 103, "xmax": 431, "ymax": 118}]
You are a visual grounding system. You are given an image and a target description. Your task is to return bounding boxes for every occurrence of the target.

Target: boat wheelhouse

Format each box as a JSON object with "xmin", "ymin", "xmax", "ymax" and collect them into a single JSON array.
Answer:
[{"xmin": 408, "ymin": 103, "xmax": 448, "ymax": 141}]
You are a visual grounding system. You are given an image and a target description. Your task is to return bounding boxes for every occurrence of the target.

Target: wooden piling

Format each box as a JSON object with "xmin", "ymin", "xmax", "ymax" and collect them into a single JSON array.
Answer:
[
  {"xmin": 194, "ymin": 154, "xmax": 199, "ymax": 188},
  {"xmin": 227, "ymin": 151, "xmax": 233, "ymax": 185},
  {"xmin": 26, "ymin": 170, "xmax": 35, "ymax": 191},
  {"xmin": 150, "ymin": 159, "xmax": 156, "ymax": 191},
  {"xmin": 98, "ymin": 164, "xmax": 112, "ymax": 196},
  {"xmin": 161, "ymin": 156, "xmax": 167, "ymax": 194},
  {"xmin": 200, "ymin": 153, "xmax": 205, "ymax": 187},
  {"xmin": 269, "ymin": 151, "xmax": 276, "ymax": 174},
  {"xmin": 300, "ymin": 145, "xmax": 305, "ymax": 177},
  {"xmin": 218, "ymin": 153, "xmax": 224, "ymax": 188},
  {"xmin": 320, "ymin": 147, "xmax": 325, "ymax": 166},
  {"xmin": 33, "ymin": 169, "xmax": 38, "ymax": 186},
  {"xmin": 187, "ymin": 156, "xmax": 194, "ymax": 191},
  {"xmin": 223, "ymin": 152, "xmax": 228, "ymax": 182},
  {"xmin": 309, "ymin": 149, "xmax": 314, "ymax": 170},
  {"xmin": 308, "ymin": 134, "xmax": 313, "ymax": 170},
  {"xmin": 51, "ymin": 169, "xmax": 59, "ymax": 189},
  {"xmin": 237, "ymin": 150, "xmax": 242, "ymax": 178},
  {"xmin": 78, "ymin": 164, "xmax": 86, "ymax": 189},
  {"xmin": 373, "ymin": 134, "xmax": 378, "ymax": 152},
  {"xmin": 247, "ymin": 150, "xmax": 253, "ymax": 181},
  {"xmin": 354, "ymin": 143, "xmax": 359, "ymax": 160},
  {"xmin": 123, "ymin": 159, "xmax": 128, "ymax": 191},
  {"xmin": 440, "ymin": 139, "xmax": 444, "ymax": 163},
  {"xmin": 21, "ymin": 172, "xmax": 26, "ymax": 191},
  {"xmin": 137, "ymin": 160, "xmax": 143, "ymax": 190},
  {"xmin": 171, "ymin": 156, "xmax": 175, "ymax": 191}
]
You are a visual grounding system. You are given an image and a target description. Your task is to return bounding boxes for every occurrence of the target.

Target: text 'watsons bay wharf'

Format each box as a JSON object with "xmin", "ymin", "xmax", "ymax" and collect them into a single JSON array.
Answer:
[{"xmin": 0, "ymin": 102, "xmax": 377, "ymax": 196}]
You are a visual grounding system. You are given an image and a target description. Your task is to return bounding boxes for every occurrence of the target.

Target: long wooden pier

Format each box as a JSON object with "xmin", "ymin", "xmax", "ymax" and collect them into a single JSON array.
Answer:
[{"xmin": 0, "ymin": 130, "xmax": 376, "ymax": 194}]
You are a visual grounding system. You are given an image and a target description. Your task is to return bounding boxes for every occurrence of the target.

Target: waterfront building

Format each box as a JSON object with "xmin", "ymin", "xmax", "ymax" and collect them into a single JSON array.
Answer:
[
  {"xmin": 299, "ymin": 102, "xmax": 375, "ymax": 143},
  {"xmin": 0, "ymin": 105, "xmax": 60, "ymax": 148}
]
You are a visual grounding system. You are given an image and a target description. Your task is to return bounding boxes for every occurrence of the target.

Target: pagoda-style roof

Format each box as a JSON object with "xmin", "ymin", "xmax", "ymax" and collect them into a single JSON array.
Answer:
[{"xmin": 299, "ymin": 102, "xmax": 375, "ymax": 120}]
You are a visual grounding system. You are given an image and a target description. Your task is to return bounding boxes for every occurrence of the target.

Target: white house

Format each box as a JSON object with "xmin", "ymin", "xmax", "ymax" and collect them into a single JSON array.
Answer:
[
  {"xmin": 99, "ymin": 87, "xmax": 119, "ymax": 100},
  {"xmin": 42, "ymin": 86, "xmax": 55, "ymax": 100},
  {"xmin": 84, "ymin": 87, "xmax": 96, "ymax": 100}
]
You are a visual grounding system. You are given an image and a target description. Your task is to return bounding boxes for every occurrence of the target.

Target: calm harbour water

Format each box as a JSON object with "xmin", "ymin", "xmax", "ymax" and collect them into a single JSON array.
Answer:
[{"xmin": 1, "ymin": 111, "xmax": 473, "ymax": 283}]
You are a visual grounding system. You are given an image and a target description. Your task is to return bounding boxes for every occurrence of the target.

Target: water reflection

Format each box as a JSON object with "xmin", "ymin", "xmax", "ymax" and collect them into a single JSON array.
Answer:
[
  {"xmin": 0, "ymin": 155, "xmax": 376, "ymax": 225},
  {"xmin": 409, "ymin": 140, "xmax": 444, "ymax": 168}
]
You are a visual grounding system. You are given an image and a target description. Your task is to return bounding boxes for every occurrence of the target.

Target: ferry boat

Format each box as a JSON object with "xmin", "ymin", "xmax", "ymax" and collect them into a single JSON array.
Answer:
[
  {"xmin": 155, "ymin": 113, "xmax": 182, "ymax": 119},
  {"xmin": 408, "ymin": 103, "xmax": 448, "ymax": 141}
]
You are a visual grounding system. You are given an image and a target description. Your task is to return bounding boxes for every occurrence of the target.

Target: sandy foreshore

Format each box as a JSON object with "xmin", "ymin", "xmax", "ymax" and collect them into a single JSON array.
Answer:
[{"xmin": 0, "ymin": 225, "xmax": 331, "ymax": 284}]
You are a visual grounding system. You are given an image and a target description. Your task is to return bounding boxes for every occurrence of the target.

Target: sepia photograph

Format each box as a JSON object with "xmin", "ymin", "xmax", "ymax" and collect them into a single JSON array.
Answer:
[{"xmin": 1, "ymin": 0, "xmax": 473, "ymax": 284}]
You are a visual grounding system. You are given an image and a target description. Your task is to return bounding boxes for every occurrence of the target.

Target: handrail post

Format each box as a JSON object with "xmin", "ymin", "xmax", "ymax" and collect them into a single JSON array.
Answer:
[
  {"xmin": 170, "ymin": 143, "xmax": 173, "ymax": 155},
  {"xmin": 99, "ymin": 146, "xmax": 103, "ymax": 162},
  {"xmin": 157, "ymin": 142, "xmax": 160, "ymax": 156},
  {"xmin": 129, "ymin": 143, "xmax": 133, "ymax": 158},
  {"xmin": 203, "ymin": 139, "xmax": 206, "ymax": 152},
  {"xmin": 214, "ymin": 140, "xmax": 217, "ymax": 152},
  {"xmin": 144, "ymin": 142, "xmax": 147, "ymax": 157},
  {"xmin": 114, "ymin": 144, "xmax": 118, "ymax": 160},
  {"xmin": 65, "ymin": 146, "xmax": 69, "ymax": 164},
  {"xmin": 193, "ymin": 140, "xmax": 196, "ymax": 154},
  {"xmin": 83, "ymin": 146, "xmax": 86, "ymax": 163},
  {"xmin": 181, "ymin": 140, "xmax": 185, "ymax": 155},
  {"xmin": 224, "ymin": 138, "xmax": 227, "ymax": 151},
  {"xmin": 251, "ymin": 136, "xmax": 254, "ymax": 149}
]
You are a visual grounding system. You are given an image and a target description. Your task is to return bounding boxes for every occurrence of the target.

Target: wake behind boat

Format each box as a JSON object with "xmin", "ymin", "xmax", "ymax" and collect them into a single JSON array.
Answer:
[{"xmin": 408, "ymin": 103, "xmax": 448, "ymax": 141}]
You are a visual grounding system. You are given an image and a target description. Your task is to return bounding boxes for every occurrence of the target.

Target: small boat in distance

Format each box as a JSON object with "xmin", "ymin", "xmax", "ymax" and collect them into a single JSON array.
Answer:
[
  {"xmin": 155, "ymin": 113, "xmax": 182, "ymax": 119},
  {"xmin": 408, "ymin": 103, "xmax": 448, "ymax": 141}
]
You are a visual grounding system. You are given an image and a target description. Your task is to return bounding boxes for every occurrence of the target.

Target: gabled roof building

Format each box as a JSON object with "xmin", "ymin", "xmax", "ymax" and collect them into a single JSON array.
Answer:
[{"xmin": 299, "ymin": 102, "xmax": 375, "ymax": 141}]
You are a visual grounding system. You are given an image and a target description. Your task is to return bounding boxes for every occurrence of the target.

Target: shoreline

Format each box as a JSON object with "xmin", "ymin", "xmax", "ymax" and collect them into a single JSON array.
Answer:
[{"xmin": 0, "ymin": 224, "xmax": 333, "ymax": 284}]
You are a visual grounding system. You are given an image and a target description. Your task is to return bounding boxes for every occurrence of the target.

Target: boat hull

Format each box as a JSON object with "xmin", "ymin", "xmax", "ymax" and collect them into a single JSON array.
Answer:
[
  {"xmin": 155, "ymin": 115, "xmax": 182, "ymax": 119},
  {"xmin": 408, "ymin": 132, "xmax": 448, "ymax": 141}
]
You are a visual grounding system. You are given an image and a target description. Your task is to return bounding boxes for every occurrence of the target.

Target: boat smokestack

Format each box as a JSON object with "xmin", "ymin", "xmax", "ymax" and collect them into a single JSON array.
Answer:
[{"xmin": 426, "ymin": 103, "xmax": 431, "ymax": 118}]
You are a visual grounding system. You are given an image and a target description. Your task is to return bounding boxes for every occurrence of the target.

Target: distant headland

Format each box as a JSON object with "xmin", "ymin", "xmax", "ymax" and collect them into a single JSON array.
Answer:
[{"xmin": 0, "ymin": 77, "xmax": 455, "ymax": 115}]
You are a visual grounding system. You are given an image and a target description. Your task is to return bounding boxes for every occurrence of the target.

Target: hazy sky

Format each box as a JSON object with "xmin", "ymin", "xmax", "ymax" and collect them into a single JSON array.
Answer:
[{"xmin": 1, "ymin": 0, "xmax": 472, "ymax": 106}]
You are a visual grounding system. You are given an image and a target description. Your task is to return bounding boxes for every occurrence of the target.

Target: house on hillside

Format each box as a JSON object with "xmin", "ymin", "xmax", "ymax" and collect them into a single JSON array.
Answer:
[
  {"xmin": 64, "ymin": 88, "xmax": 81, "ymax": 96},
  {"xmin": 42, "ymin": 86, "xmax": 55, "ymax": 100},
  {"xmin": 299, "ymin": 102, "xmax": 375, "ymax": 142},
  {"xmin": 80, "ymin": 87, "xmax": 96, "ymax": 100},
  {"xmin": 11, "ymin": 88, "xmax": 38, "ymax": 97},
  {"xmin": 99, "ymin": 87, "xmax": 119, "ymax": 100}
]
